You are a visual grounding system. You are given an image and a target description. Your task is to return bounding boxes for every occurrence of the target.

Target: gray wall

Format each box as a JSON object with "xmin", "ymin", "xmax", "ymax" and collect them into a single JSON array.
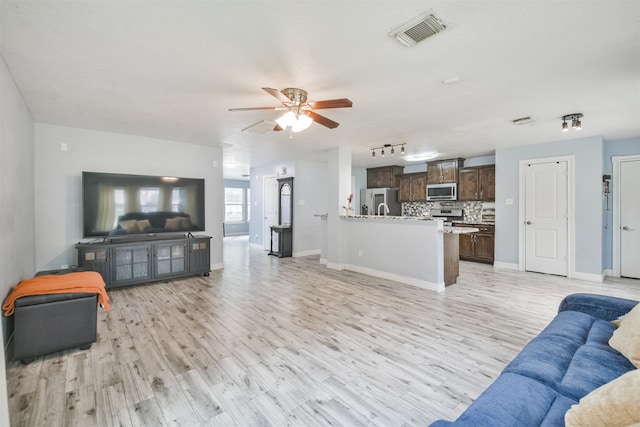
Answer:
[
  {"xmin": 249, "ymin": 161, "xmax": 295, "ymax": 247},
  {"xmin": 291, "ymin": 160, "xmax": 327, "ymax": 255},
  {"xmin": 0, "ymin": 55, "xmax": 34, "ymax": 426},
  {"xmin": 248, "ymin": 159, "xmax": 328, "ymax": 256},
  {"xmin": 34, "ymin": 123, "xmax": 225, "ymax": 270},
  {"xmin": 602, "ymin": 136, "xmax": 640, "ymax": 270},
  {"xmin": 495, "ymin": 135, "xmax": 605, "ymax": 276},
  {"xmin": 223, "ymin": 179, "xmax": 250, "ymax": 236}
]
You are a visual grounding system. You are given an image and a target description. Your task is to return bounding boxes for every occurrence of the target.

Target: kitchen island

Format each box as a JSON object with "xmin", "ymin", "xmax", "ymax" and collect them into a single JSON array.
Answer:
[{"xmin": 318, "ymin": 215, "xmax": 477, "ymax": 292}]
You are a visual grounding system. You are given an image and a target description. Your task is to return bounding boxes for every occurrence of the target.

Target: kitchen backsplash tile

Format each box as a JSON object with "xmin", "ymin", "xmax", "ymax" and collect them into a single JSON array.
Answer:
[{"xmin": 402, "ymin": 201, "xmax": 492, "ymax": 223}]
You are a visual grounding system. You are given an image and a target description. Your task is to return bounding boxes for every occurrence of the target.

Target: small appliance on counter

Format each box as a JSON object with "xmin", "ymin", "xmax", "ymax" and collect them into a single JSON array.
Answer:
[
  {"xmin": 481, "ymin": 202, "xmax": 495, "ymax": 223},
  {"xmin": 430, "ymin": 208, "xmax": 464, "ymax": 225},
  {"xmin": 361, "ymin": 205, "xmax": 369, "ymax": 215}
]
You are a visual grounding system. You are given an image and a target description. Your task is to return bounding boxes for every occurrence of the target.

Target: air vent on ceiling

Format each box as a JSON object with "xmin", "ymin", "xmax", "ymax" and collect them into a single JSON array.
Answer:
[
  {"xmin": 242, "ymin": 120, "xmax": 276, "ymax": 134},
  {"xmin": 389, "ymin": 12, "xmax": 447, "ymax": 47},
  {"xmin": 512, "ymin": 116, "xmax": 536, "ymax": 125}
]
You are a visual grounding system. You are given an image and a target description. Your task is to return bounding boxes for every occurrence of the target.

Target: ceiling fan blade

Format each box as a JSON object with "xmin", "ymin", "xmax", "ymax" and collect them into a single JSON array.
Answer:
[
  {"xmin": 308, "ymin": 98, "xmax": 353, "ymax": 110},
  {"xmin": 228, "ymin": 106, "xmax": 279, "ymax": 112},
  {"xmin": 273, "ymin": 123, "xmax": 284, "ymax": 131},
  {"xmin": 262, "ymin": 87, "xmax": 291, "ymax": 104},
  {"xmin": 305, "ymin": 111, "xmax": 339, "ymax": 129}
]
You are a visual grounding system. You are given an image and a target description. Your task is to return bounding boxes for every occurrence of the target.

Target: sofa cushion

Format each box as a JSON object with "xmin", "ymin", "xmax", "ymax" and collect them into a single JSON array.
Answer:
[
  {"xmin": 564, "ymin": 369, "xmax": 640, "ymax": 427},
  {"xmin": 559, "ymin": 345, "xmax": 636, "ymax": 400},
  {"xmin": 444, "ymin": 373, "xmax": 571, "ymax": 427}
]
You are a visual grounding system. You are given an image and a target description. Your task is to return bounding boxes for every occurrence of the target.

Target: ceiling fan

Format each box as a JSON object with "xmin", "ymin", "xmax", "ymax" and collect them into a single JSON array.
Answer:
[{"xmin": 229, "ymin": 87, "xmax": 353, "ymax": 133}]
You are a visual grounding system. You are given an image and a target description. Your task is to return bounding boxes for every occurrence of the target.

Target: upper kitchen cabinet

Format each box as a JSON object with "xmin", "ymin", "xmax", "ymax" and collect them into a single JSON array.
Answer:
[
  {"xmin": 367, "ymin": 166, "xmax": 404, "ymax": 188},
  {"xmin": 398, "ymin": 172, "xmax": 428, "ymax": 202},
  {"xmin": 459, "ymin": 165, "xmax": 495, "ymax": 201},
  {"xmin": 426, "ymin": 158, "xmax": 464, "ymax": 184}
]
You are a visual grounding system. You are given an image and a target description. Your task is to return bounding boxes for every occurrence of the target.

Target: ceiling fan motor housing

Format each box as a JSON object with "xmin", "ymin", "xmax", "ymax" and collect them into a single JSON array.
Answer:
[{"xmin": 281, "ymin": 88, "xmax": 308, "ymax": 106}]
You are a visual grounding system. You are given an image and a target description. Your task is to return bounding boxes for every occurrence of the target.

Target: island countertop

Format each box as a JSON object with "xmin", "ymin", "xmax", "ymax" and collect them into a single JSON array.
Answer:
[{"xmin": 337, "ymin": 215, "xmax": 479, "ymax": 234}]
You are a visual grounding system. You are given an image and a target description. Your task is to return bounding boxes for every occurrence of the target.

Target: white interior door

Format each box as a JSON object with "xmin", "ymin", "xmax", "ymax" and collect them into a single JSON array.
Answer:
[
  {"xmin": 525, "ymin": 161, "xmax": 568, "ymax": 276},
  {"xmin": 620, "ymin": 160, "xmax": 640, "ymax": 278},
  {"xmin": 263, "ymin": 176, "xmax": 278, "ymax": 251}
]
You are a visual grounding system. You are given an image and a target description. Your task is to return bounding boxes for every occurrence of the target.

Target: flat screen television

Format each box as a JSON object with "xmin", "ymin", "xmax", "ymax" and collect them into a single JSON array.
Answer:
[{"xmin": 82, "ymin": 171, "xmax": 205, "ymax": 238}]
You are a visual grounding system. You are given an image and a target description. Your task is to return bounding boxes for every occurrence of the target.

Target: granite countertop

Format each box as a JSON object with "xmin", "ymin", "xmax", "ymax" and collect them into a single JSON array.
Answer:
[
  {"xmin": 341, "ymin": 215, "xmax": 434, "ymax": 221},
  {"xmin": 442, "ymin": 226, "xmax": 479, "ymax": 234},
  {"xmin": 452, "ymin": 221, "xmax": 495, "ymax": 226}
]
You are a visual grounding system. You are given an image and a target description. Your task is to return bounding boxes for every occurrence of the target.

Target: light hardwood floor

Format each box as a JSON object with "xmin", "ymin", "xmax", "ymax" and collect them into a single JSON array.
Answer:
[{"xmin": 6, "ymin": 236, "xmax": 640, "ymax": 426}]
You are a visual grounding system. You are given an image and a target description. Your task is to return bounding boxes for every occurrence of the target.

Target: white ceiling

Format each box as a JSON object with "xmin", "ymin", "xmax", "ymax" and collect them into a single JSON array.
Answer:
[{"xmin": 1, "ymin": 1, "xmax": 639, "ymax": 179}]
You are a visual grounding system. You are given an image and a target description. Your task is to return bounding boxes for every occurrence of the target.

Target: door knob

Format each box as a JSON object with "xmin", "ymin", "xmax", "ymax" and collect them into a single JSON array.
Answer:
[
  {"xmin": 526, "ymin": 221, "xmax": 533, "ymax": 225},
  {"xmin": 622, "ymin": 226, "xmax": 631, "ymax": 231}
]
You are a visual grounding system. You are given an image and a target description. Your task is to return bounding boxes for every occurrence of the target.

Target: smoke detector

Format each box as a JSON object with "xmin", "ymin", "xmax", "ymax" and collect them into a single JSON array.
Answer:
[{"xmin": 389, "ymin": 11, "xmax": 447, "ymax": 47}]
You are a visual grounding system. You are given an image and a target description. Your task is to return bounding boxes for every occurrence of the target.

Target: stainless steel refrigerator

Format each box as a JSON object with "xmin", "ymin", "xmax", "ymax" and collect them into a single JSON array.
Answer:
[{"xmin": 360, "ymin": 188, "xmax": 401, "ymax": 216}]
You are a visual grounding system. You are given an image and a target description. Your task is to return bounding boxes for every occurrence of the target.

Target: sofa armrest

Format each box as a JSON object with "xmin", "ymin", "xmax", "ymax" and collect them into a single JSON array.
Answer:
[{"xmin": 558, "ymin": 293, "xmax": 638, "ymax": 321}]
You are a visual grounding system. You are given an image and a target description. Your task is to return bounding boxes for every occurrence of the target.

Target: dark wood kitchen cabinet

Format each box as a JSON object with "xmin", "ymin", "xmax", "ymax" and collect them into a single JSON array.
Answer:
[
  {"xmin": 457, "ymin": 224, "xmax": 494, "ymax": 264},
  {"xmin": 459, "ymin": 165, "xmax": 495, "ymax": 201},
  {"xmin": 398, "ymin": 172, "xmax": 427, "ymax": 202},
  {"xmin": 426, "ymin": 158, "xmax": 464, "ymax": 184},
  {"xmin": 367, "ymin": 166, "xmax": 404, "ymax": 188}
]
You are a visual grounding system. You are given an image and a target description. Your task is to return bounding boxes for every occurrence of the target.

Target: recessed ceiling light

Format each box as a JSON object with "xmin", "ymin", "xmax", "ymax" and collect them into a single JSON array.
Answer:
[{"xmin": 404, "ymin": 152, "xmax": 438, "ymax": 161}]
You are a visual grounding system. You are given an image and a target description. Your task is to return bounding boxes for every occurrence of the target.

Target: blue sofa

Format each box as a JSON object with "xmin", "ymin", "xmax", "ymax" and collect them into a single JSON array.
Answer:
[{"xmin": 430, "ymin": 293, "xmax": 638, "ymax": 427}]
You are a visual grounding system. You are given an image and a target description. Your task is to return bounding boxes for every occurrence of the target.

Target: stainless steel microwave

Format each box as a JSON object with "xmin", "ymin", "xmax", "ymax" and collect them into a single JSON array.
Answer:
[{"xmin": 426, "ymin": 183, "xmax": 457, "ymax": 201}]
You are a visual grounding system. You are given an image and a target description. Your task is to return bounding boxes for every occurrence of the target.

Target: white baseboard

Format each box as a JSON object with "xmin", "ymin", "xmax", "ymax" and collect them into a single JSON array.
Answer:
[
  {"xmin": 344, "ymin": 264, "xmax": 445, "ymax": 293},
  {"xmin": 326, "ymin": 262, "xmax": 345, "ymax": 271},
  {"xmin": 572, "ymin": 271, "xmax": 604, "ymax": 283},
  {"xmin": 493, "ymin": 261, "xmax": 519, "ymax": 271},
  {"xmin": 319, "ymin": 258, "xmax": 328, "ymax": 265},
  {"xmin": 603, "ymin": 269, "xmax": 614, "ymax": 277},
  {"xmin": 293, "ymin": 249, "xmax": 321, "ymax": 258},
  {"xmin": 210, "ymin": 262, "xmax": 224, "ymax": 271}
]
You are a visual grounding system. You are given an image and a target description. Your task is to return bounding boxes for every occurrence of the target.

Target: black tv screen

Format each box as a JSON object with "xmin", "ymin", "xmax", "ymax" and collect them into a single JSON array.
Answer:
[{"xmin": 82, "ymin": 172, "xmax": 205, "ymax": 238}]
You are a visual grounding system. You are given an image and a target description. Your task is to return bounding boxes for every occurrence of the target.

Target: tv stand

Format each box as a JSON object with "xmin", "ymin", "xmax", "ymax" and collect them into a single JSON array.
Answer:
[{"xmin": 76, "ymin": 235, "xmax": 211, "ymax": 289}]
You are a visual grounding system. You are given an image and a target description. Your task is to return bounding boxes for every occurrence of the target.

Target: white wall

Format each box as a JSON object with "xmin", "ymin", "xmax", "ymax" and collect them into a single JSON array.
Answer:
[
  {"xmin": 495, "ymin": 135, "xmax": 604, "ymax": 276},
  {"xmin": 0, "ymin": 54, "xmax": 34, "ymax": 427},
  {"xmin": 34, "ymin": 124, "xmax": 224, "ymax": 270},
  {"xmin": 292, "ymin": 160, "xmax": 327, "ymax": 256}
]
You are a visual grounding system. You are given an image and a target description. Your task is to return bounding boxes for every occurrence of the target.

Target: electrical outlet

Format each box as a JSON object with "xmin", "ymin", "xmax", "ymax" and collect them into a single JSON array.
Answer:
[
  {"xmin": 358, "ymin": 249, "xmax": 363, "ymax": 257},
  {"xmin": 61, "ymin": 264, "xmax": 69, "ymax": 269}
]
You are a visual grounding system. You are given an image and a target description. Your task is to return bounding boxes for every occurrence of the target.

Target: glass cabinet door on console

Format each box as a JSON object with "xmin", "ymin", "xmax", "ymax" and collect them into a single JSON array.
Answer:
[
  {"xmin": 154, "ymin": 241, "xmax": 188, "ymax": 278},
  {"xmin": 111, "ymin": 244, "xmax": 152, "ymax": 287}
]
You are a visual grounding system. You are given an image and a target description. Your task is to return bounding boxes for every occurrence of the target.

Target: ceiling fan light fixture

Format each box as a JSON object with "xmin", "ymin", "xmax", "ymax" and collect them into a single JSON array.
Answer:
[
  {"xmin": 276, "ymin": 111, "xmax": 296, "ymax": 129},
  {"xmin": 292, "ymin": 114, "xmax": 313, "ymax": 132}
]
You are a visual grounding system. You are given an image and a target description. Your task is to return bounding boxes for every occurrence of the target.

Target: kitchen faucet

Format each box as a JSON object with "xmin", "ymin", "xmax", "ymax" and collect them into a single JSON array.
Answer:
[{"xmin": 377, "ymin": 203, "xmax": 390, "ymax": 216}]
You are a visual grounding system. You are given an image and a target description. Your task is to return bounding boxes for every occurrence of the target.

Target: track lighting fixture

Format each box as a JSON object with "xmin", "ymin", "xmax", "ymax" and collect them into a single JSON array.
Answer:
[
  {"xmin": 562, "ymin": 113, "xmax": 583, "ymax": 132},
  {"xmin": 370, "ymin": 143, "xmax": 406, "ymax": 158}
]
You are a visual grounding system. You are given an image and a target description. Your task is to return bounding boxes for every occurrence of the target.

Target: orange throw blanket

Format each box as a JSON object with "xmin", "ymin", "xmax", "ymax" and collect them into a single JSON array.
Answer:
[{"xmin": 2, "ymin": 271, "xmax": 110, "ymax": 316}]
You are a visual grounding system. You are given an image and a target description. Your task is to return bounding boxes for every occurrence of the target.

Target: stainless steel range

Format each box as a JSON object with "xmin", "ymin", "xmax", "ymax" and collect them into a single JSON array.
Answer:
[{"xmin": 430, "ymin": 208, "xmax": 463, "ymax": 225}]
